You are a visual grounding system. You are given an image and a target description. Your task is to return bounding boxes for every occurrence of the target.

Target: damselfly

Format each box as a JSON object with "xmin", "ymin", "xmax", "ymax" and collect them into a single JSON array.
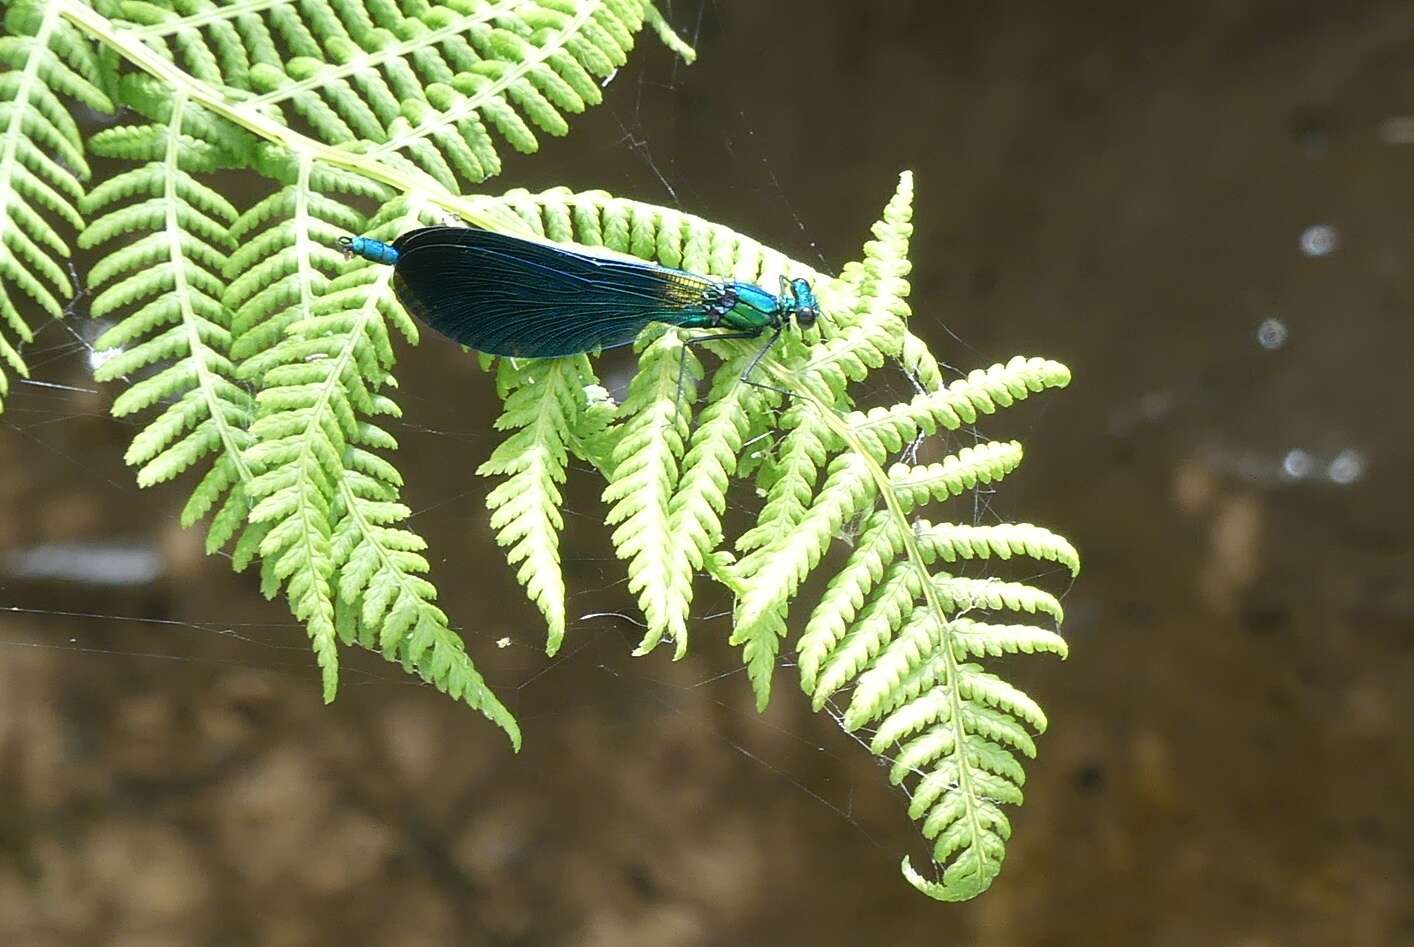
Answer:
[{"xmin": 340, "ymin": 227, "xmax": 818, "ymax": 391}]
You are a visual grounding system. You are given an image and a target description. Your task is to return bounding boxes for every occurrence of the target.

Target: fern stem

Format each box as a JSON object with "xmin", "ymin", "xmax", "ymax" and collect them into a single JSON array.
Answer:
[{"xmin": 293, "ymin": 153, "xmax": 317, "ymax": 330}]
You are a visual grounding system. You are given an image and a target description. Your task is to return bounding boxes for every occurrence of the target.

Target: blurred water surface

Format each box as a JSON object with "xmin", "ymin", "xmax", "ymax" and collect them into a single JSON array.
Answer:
[{"xmin": 2, "ymin": 2, "xmax": 1412, "ymax": 944}]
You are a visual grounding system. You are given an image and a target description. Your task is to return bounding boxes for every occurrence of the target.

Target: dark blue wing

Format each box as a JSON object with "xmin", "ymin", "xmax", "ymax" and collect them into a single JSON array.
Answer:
[{"xmin": 390, "ymin": 227, "xmax": 717, "ymax": 358}]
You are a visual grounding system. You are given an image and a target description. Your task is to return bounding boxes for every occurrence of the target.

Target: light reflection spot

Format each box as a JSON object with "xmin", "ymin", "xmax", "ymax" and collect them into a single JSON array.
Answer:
[
  {"xmin": 1300, "ymin": 225, "xmax": 1339, "ymax": 257},
  {"xmin": 1327, "ymin": 449, "xmax": 1365, "ymax": 485},
  {"xmin": 1256, "ymin": 318, "xmax": 1288, "ymax": 349},
  {"xmin": 1282, "ymin": 449, "xmax": 1314, "ymax": 480},
  {"xmin": 88, "ymin": 347, "xmax": 122, "ymax": 371}
]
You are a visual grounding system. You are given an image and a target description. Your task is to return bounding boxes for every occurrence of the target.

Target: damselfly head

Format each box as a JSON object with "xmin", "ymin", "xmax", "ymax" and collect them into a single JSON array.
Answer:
[{"xmin": 788, "ymin": 277, "xmax": 819, "ymax": 329}]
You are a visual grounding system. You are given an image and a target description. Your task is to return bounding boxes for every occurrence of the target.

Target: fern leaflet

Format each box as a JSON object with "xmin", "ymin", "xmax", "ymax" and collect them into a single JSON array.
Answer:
[{"xmin": 480, "ymin": 352, "xmax": 601, "ymax": 656}]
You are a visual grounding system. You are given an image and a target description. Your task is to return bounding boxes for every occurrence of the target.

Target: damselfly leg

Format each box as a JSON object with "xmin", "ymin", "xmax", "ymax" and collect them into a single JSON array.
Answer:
[{"xmin": 674, "ymin": 329, "xmax": 766, "ymax": 410}]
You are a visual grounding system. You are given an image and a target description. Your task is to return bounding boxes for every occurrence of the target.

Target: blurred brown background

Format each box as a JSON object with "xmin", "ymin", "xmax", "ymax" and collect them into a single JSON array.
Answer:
[{"xmin": 3, "ymin": 1, "xmax": 1413, "ymax": 944}]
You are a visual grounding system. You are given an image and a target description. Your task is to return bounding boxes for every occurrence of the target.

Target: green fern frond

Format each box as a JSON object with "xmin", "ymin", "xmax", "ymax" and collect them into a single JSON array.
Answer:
[
  {"xmin": 35, "ymin": 0, "xmax": 690, "ymax": 744},
  {"xmin": 230, "ymin": 177, "xmax": 379, "ymax": 636},
  {"xmin": 644, "ymin": 2, "xmax": 696, "ymax": 64},
  {"xmin": 641, "ymin": 172, "xmax": 1070, "ymax": 901},
  {"xmin": 663, "ymin": 350, "xmax": 771, "ymax": 631},
  {"xmin": 0, "ymin": 0, "xmax": 111, "ymax": 411},
  {"xmin": 601, "ymin": 330, "xmax": 698, "ymax": 656},
  {"xmin": 945, "ymin": 616, "xmax": 1069, "ymax": 660},
  {"xmin": 734, "ymin": 408, "xmax": 827, "ymax": 556},
  {"xmin": 886, "ymin": 441, "xmax": 1026, "ymax": 510},
  {"xmin": 79, "ymin": 89, "xmax": 256, "ymax": 557},
  {"xmin": 483, "ymin": 185, "xmax": 799, "ymax": 282},
  {"xmin": 72, "ymin": 65, "xmax": 515, "ymax": 732},
  {"xmin": 724, "ymin": 175, "xmax": 918, "ymax": 706},
  {"xmin": 932, "ymin": 574, "xmax": 1064, "ymax": 622},
  {"xmin": 103, "ymin": 0, "xmax": 692, "ymax": 191},
  {"xmin": 479, "ymin": 352, "xmax": 601, "ymax": 656},
  {"xmin": 846, "ymin": 356, "xmax": 1072, "ymax": 459},
  {"xmin": 233, "ymin": 185, "xmax": 517, "ymax": 741},
  {"xmin": 798, "ymin": 510, "xmax": 911, "ymax": 697},
  {"xmin": 915, "ymin": 520, "xmax": 1080, "ymax": 575}
]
